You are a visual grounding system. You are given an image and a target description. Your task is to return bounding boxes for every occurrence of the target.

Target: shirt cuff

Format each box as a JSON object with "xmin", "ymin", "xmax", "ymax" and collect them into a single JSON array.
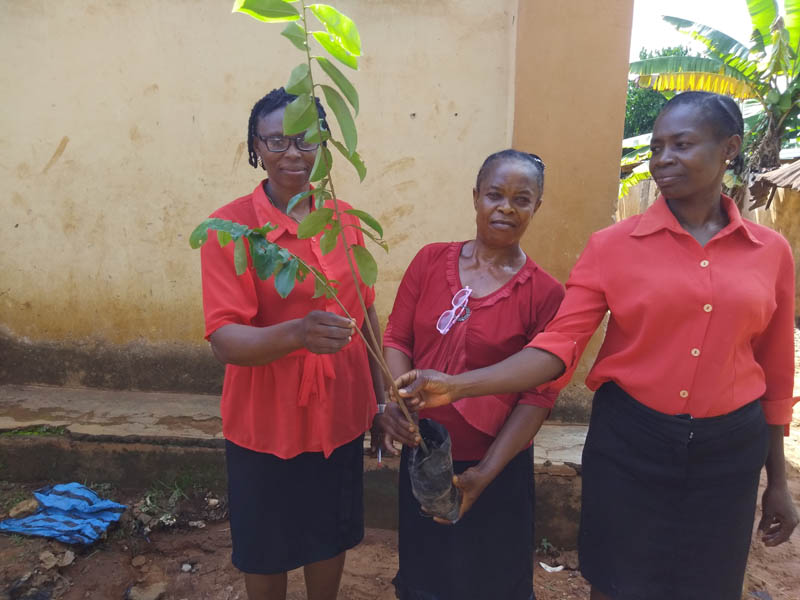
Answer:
[
  {"xmin": 759, "ymin": 396, "xmax": 797, "ymax": 436},
  {"xmin": 525, "ymin": 331, "xmax": 578, "ymax": 391}
]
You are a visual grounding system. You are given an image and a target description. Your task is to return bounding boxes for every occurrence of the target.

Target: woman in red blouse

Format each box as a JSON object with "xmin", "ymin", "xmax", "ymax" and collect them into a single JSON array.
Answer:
[
  {"xmin": 200, "ymin": 88, "xmax": 383, "ymax": 600},
  {"xmin": 396, "ymin": 93, "xmax": 798, "ymax": 600},
  {"xmin": 377, "ymin": 149, "xmax": 564, "ymax": 599}
]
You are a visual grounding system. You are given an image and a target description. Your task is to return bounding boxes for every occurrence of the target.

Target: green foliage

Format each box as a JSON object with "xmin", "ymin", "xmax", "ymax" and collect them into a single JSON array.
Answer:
[
  {"xmin": 191, "ymin": 1, "xmax": 386, "ymax": 318},
  {"xmin": 624, "ymin": 47, "xmax": 688, "ymax": 137},
  {"xmin": 629, "ymin": 0, "xmax": 800, "ymax": 174}
]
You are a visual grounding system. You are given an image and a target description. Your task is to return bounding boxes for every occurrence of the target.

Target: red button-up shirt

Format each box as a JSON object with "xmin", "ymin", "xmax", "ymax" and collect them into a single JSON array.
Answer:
[
  {"xmin": 384, "ymin": 242, "xmax": 564, "ymax": 460},
  {"xmin": 530, "ymin": 195, "xmax": 796, "ymax": 428},
  {"xmin": 200, "ymin": 181, "xmax": 377, "ymax": 458}
]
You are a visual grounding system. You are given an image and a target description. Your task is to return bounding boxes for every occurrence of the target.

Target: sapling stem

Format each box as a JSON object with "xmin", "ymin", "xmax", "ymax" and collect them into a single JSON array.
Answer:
[{"xmin": 298, "ymin": 1, "xmax": 426, "ymax": 453}]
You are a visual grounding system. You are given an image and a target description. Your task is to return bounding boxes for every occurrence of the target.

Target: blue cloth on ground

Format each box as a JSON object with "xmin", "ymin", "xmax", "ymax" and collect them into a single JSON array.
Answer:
[{"xmin": 0, "ymin": 482, "xmax": 126, "ymax": 544}]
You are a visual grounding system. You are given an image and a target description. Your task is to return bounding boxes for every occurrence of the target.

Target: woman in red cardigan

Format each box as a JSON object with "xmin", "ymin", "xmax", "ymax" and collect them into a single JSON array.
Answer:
[
  {"xmin": 395, "ymin": 92, "xmax": 798, "ymax": 600},
  {"xmin": 377, "ymin": 149, "xmax": 564, "ymax": 599}
]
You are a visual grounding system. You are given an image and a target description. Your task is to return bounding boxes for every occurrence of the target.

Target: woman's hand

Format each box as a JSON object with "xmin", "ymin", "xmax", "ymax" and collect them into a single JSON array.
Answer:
[
  {"xmin": 430, "ymin": 466, "xmax": 493, "ymax": 526},
  {"xmin": 372, "ymin": 402, "xmax": 420, "ymax": 455},
  {"xmin": 300, "ymin": 310, "xmax": 355, "ymax": 354},
  {"xmin": 758, "ymin": 482, "xmax": 799, "ymax": 546},
  {"xmin": 394, "ymin": 369, "xmax": 457, "ymax": 410}
]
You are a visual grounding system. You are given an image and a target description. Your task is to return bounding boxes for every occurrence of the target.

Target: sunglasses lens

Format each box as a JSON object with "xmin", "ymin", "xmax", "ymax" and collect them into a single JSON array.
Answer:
[
  {"xmin": 436, "ymin": 309, "xmax": 455, "ymax": 334},
  {"xmin": 452, "ymin": 288, "xmax": 470, "ymax": 306}
]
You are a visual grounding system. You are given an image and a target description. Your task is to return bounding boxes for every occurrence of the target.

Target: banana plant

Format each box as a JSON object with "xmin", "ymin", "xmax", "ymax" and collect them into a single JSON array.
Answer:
[
  {"xmin": 625, "ymin": 0, "xmax": 800, "ymax": 206},
  {"xmin": 190, "ymin": 0, "xmax": 424, "ymax": 448}
]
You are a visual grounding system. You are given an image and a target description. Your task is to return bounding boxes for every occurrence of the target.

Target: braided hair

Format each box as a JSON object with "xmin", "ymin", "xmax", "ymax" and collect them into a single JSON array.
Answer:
[
  {"xmin": 247, "ymin": 87, "xmax": 329, "ymax": 169},
  {"xmin": 658, "ymin": 91, "xmax": 745, "ymax": 174},
  {"xmin": 475, "ymin": 149, "xmax": 546, "ymax": 193}
]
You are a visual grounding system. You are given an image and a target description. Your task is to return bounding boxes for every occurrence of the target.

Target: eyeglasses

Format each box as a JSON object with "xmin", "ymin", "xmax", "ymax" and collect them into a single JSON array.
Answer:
[
  {"xmin": 436, "ymin": 286, "xmax": 472, "ymax": 335},
  {"xmin": 255, "ymin": 134, "xmax": 319, "ymax": 153}
]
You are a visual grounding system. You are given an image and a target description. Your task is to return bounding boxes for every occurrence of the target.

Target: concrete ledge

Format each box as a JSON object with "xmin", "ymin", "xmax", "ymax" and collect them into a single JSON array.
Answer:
[{"xmin": 0, "ymin": 384, "xmax": 586, "ymax": 548}]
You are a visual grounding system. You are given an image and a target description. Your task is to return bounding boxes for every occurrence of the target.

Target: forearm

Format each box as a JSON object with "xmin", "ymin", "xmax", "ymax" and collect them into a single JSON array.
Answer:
[
  {"xmin": 450, "ymin": 347, "xmax": 565, "ymax": 400},
  {"xmin": 475, "ymin": 404, "xmax": 548, "ymax": 481},
  {"xmin": 209, "ymin": 322, "xmax": 303, "ymax": 366},
  {"xmin": 385, "ymin": 346, "xmax": 414, "ymax": 380},
  {"xmin": 363, "ymin": 306, "xmax": 385, "ymax": 403},
  {"xmin": 765, "ymin": 424, "xmax": 789, "ymax": 487}
]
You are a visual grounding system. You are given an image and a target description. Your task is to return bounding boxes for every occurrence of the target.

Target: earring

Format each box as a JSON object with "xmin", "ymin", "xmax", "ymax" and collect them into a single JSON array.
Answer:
[{"xmin": 259, "ymin": 156, "xmax": 265, "ymax": 169}]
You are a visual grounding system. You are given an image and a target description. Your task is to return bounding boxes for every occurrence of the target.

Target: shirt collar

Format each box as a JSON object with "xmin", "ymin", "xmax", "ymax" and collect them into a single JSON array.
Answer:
[
  {"xmin": 630, "ymin": 194, "xmax": 763, "ymax": 246},
  {"xmin": 252, "ymin": 180, "xmax": 315, "ymax": 243}
]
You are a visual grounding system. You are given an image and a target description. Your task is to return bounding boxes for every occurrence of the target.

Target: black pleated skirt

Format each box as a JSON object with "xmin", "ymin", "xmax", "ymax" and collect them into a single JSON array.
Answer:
[
  {"xmin": 580, "ymin": 382, "xmax": 769, "ymax": 600},
  {"xmin": 393, "ymin": 445, "xmax": 535, "ymax": 600},
  {"xmin": 225, "ymin": 434, "xmax": 364, "ymax": 574}
]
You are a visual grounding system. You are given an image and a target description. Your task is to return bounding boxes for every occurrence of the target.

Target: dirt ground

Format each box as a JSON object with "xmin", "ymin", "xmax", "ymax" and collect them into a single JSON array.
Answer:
[{"xmin": 1, "ymin": 346, "xmax": 799, "ymax": 600}]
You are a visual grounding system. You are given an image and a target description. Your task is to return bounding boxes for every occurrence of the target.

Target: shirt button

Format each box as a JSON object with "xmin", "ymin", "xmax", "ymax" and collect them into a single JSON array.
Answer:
[
  {"xmin": 700, "ymin": 260, "xmax": 709, "ymax": 267},
  {"xmin": 703, "ymin": 304, "xmax": 713, "ymax": 312},
  {"xmin": 679, "ymin": 390, "xmax": 689, "ymax": 398},
  {"xmin": 691, "ymin": 348, "xmax": 701, "ymax": 357}
]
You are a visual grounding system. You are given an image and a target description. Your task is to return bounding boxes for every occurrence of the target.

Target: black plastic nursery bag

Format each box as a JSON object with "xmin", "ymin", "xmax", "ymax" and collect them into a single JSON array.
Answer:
[{"xmin": 408, "ymin": 419, "xmax": 462, "ymax": 522}]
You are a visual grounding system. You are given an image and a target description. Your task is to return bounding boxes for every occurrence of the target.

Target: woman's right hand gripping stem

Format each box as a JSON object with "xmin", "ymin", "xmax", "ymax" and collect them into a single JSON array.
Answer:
[{"xmin": 300, "ymin": 310, "xmax": 355, "ymax": 354}]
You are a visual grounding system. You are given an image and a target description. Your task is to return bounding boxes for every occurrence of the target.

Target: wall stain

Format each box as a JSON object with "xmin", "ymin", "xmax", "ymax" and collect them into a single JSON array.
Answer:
[
  {"xmin": 231, "ymin": 141, "xmax": 246, "ymax": 174},
  {"xmin": 42, "ymin": 136, "xmax": 69, "ymax": 174},
  {"xmin": 16, "ymin": 163, "xmax": 31, "ymax": 179},
  {"xmin": 392, "ymin": 180, "xmax": 417, "ymax": 194},
  {"xmin": 143, "ymin": 83, "xmax": 159, "ymax": 96},
  {"xmin": 129, "ymin": 125, "xmax": 142, "ymax": 143},
  {"xmin": 379, "ymin": 203, "xmax": 414, "ymax": 225},
  {"xmin": 380, "ymin": 157, "xmax": 414, "ymax": 176}
]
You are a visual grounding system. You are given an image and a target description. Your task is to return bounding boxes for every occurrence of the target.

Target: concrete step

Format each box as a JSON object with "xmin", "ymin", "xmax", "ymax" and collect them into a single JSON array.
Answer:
[{"xmin": 0, "ymin": 384, "xmax": 586, "ymax": 547}]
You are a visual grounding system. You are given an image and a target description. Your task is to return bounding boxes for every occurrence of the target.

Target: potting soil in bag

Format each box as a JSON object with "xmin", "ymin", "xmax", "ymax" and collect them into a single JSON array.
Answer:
[{"xmin": 408, "ymin": 419, "xmax": 461, "ymax": 522}]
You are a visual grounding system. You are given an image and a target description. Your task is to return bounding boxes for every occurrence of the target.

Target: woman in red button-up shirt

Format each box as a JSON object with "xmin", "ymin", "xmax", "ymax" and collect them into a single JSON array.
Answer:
[
  {"xmin": 396, "ymin": 92, "xmax": 798, "ymax": 600},
  {"xmin": 200, "ymin": 88, "xmax": 383, "ymax": 600}
]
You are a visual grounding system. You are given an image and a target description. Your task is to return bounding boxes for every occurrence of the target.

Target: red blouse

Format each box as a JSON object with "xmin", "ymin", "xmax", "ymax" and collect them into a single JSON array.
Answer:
[
  {"xmin": 384, "ymin": 242, "xmax": 565, "ymax": 460},
  {"xmin": 200, "ymin": 181, "xmax": 377, "ymax": 458},
  {"xmin": 530, "ymin": 195, "xmax": 796, "ymax": 429}
]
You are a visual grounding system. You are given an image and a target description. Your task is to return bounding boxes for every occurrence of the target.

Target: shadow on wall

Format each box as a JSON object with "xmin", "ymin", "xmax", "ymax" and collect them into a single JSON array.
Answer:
[{"xmin": 0, "ymin": 329, "xmax": 223, "ymax": 394}]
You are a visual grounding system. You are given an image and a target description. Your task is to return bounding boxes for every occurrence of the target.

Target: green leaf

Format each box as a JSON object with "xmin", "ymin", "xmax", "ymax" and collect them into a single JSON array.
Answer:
[
  {"xmin": 351, "ymin": 244, "xmax": 377, "ymax": 286},
  {"xmin": 320, "ymin": 85, "xmax": 357, "ymax": 154},
  {"xmin": 234, "ymin": 237, "xmax": 248, "ymax": 275},
  {"xmin": 786, "ymin": 0, "xmax": 800, "ymax": 61},
  {"xmin": 287, "ymin": 188, "xmax": 315, "ymax": 214},
  {"xmin": 189, "ymin": 220, "xmax": 211, "ymax": 249},
  {"xmin": 283, "ymin": 94, "xmax": 317, "ymax": 135},
  {"xmin": 253, "ymin": 222, "xmax": 278, "ymax": 237},
  {"xmin": 296, "ymin": 262, "xmax": 310, "ymax": 282},
  {"xmin": 350, "ymin": 225, "xmax": 389, "ymax": 252},
  {"xmin": 330, "ymin": 139, "xmax": 366, "ymax": 181},
  {"xmin": 746, "ymin": 0, "xmax": 779, "ymax": 46},
  {"xmin": 304, "ymin": 120, "xmax": 331, "ymax": 144},
  {"xmin": 319, "ymin": 220, "xmax": 341, "ymax": 254},
  {"xmin": 344, "ymin": 209, "xmax": 383, "ymax": 237},
  {"xmin": 312, "ymin": 31, "xmax": 358, "ymax": 70},
  {"xmin": 297, "ymin": 207, "xmax": 333, "ymax": 238},
  {"xmin": 274, "ymin": 258, "xmax": 299, "ymax": 298},
  {"xmin": 249, "ymin": 237, "xmax": 281, "ymax": 280},
  {"xmin": 309, "ymin": 4, "xmax": 362, "ymax": 55},
  {"xmin": 217, "ymin": 231, "xmax": 233, "ymax": 247},
  {"xmin": 309, "ymin": 145, "xmax": 333, "ymax": 181},
  {"xmin": 286, "ymin": 63, "xmax": 312, "ymax": 95},
  {"xmin": 232, "ymin": 0, "xmax": 299, "ymax": 22},
  {"xmin": 281, "ymin": 22, "xmax": 307, "ymax": 51},
  {"xmin": 310, "ymin": 266, "xmax": 335, "ymax": 299},
  {"xmin": 315, "ymin": 57, "xmax": 359, "ymax": 115}
]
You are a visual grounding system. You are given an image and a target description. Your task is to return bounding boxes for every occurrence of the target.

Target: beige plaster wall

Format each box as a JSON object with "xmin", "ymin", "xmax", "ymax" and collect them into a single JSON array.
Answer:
[
  {"xmin": 513, "ymin": 0, "xmax": 634, "ymax": 416},
  {"xmin": 0, "ymin": 0, "xmax": 517, "ymax": 345}
]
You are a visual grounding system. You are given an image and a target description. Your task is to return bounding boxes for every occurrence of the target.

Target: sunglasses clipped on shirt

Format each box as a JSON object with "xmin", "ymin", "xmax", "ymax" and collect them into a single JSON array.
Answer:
[
  {"xmin": 255, "ymin": 134, "xmax": 320, "ymax": 153},
  {"xmin": 436, "ymin": 286, "xmax": 472, "ymax": 335}
]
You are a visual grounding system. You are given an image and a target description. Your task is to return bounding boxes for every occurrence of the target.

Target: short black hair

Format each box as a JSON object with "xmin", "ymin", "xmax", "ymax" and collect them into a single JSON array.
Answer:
[
  {"xmin": 658, "ymin": 91, "xmax": 745, "ymax": 173},
  {"xmin": 475, "ymin": 149, "xmax": 545, "ymax": 194},
  {"xmin": 247, "ymin": 87, "xmax": 328, "ymax": 168}
]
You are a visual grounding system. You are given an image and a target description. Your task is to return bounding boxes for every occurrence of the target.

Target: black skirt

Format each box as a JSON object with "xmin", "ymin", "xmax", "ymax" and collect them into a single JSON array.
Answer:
[
  {"xmin": 580, "ymin": 382, "xmax": 769, "ymax": 600},
  {"xmin": 393, "ymin": 445, "xmax": 535, "ymax": 600},
  {"xmin": 225, "ymin": 434, "xmax": 364, "ymax": 574}
]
